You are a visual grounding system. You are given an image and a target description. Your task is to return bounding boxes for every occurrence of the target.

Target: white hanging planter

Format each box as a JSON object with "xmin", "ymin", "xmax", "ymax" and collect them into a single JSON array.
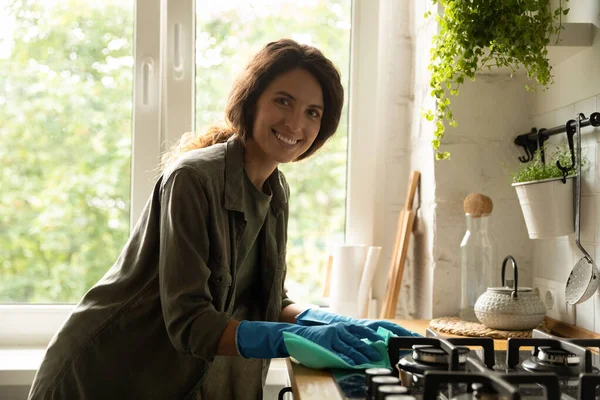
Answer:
[{"xmin": 512, "ymin": 176, "xmax": 574, "ymax": 239}]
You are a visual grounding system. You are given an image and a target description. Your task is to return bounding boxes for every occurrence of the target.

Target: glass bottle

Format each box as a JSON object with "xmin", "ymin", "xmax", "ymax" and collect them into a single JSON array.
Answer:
[{"xmin": 460, "ymin": 194, "xmax": 496, "ymax": 322}]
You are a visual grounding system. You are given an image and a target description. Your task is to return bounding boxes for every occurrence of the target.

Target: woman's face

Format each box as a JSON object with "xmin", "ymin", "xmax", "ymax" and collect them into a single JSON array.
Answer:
[{"xmin": 247, "ymin": 68, "xmax": 324, "ymax": 168}]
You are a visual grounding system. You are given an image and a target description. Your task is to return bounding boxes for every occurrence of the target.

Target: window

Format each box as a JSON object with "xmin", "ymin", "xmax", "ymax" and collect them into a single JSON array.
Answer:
[
  {"xmin": 0, "ymin": 0, "xmax": 135, "ymax": 303},
  {"xmin": 0, "ymin": 0, "xmax": 379, "ymax": 345}
]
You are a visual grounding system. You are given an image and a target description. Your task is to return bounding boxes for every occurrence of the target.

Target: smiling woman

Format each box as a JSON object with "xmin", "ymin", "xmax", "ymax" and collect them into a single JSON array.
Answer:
[
  {"xmin": 0, "ymin": 0, "xmax": 351, "ymax": 308},
  {"xmin": 194, "ymin": 0, "xmax": 352, "ymax": 304},
  {"xmin": 0, "ymin": 0, "xmax": 358, "ymax": 397},
  {"xmin": 25, "ymin": 39, "xmax": 365, "ymax": 400},
  {"xmin": 245, "ymin": 68, "xmax": 326, "ymax": 181}
]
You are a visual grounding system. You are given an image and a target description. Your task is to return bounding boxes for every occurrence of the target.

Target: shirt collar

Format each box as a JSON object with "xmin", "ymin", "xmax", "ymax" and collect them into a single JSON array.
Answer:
[{"xmin": 224, "ymin": 135, "xmax": 288, "ymax": 214}]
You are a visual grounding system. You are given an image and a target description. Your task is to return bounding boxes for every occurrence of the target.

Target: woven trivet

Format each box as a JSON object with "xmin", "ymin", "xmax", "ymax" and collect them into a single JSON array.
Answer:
[{"xmin": 429, "ymin": 316, "xmax": 549, "ymax": 339}]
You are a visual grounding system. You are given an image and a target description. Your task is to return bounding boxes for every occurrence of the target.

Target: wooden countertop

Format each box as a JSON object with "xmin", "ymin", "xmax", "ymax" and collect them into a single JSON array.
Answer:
[{"xmin": 285, "ymin": 318, "xmax": 599, "ymax": 400}]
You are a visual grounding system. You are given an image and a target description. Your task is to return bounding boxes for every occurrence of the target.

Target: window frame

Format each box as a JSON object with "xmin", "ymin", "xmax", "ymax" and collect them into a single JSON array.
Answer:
[
  {"xmin": 0, "ymin": 0, "xmax": 380, "ymax": 347},
  {"xmin": 0, "ymin": 0, "xmax": 164, "ymax": 347}
]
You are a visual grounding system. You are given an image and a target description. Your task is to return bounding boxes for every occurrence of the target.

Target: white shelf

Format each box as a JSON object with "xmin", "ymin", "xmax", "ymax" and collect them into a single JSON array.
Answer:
[{"xmin": 476, "ymin": 22, "xmax": 595, "ymax": 76}]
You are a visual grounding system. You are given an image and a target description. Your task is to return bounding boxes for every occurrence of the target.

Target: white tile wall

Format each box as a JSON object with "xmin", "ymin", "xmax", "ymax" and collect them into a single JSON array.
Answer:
[
  {"xmin": 532, "ymin": 32, "xmax": 600, "ymax": 115},
  {"xmin": 551, "ymin": 0, "xmax": 600, "ymax": 26},
  {"xmin": 412, "ymin": 5, "xmax": 600, "ymax": 327},
  {"xmin": 580, "ymin": 196, "xmax": 596, "ymax": 243},
  {"xmin": 424, "ymin": 75, "xmax": 535, "ymax": 317},
  {"xmin": 529, "ymin": 92, "xmax": 600, "ymax": 330},
  {"xmin": 383, "ymin": 0, "xmax": 600, "ymax": 324},
  {"xmin": 576, "ymin": 296, "xmax": 595, "ymax": 332},
  {"xmin": 581, "ymin": 144, "xmax": 597, "ymax": 196},
  {"xmin": 534, "ymin": 240, "xmax": 561, "ymax": 282},
  {"xmin": 554, "ymin": 104, "xmax": 576, "ymax": 129},
  {"xmin": 422, "ymin": 6, "xmax": 600, "ymax": 328}
]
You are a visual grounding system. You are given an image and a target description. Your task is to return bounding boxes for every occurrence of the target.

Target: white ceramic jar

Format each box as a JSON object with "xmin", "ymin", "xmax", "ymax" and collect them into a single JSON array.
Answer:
[{"xmin": 474, "ymin": 255, "xmax": 546, "ymax": 331}]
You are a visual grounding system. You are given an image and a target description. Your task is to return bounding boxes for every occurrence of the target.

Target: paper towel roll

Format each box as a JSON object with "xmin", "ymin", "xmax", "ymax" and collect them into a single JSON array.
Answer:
[{"xmin": 329, "ymin": 244, "xmax": 368, "ymax": 317}]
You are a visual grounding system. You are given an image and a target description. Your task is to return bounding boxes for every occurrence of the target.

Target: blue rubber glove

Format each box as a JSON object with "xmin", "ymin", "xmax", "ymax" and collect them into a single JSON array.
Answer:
[
  {"xmin": 295, "ymin": 308, "xmax": 422, "ymax": 338},
  {"xmin": 236, "ymin": 321, "xmax": 383, "ymax": 366}
]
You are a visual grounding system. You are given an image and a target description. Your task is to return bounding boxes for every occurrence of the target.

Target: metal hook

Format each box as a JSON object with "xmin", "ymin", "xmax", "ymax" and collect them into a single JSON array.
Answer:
[
  {"xmin": 556, "ymin": 118, "xmax": 578, "ymax": 183},
  {"xmin": 514, "ymin": 128, "xmax": 537, "ymax": 163},
  {"xmin": 518, "ymin": 146, "xmax": 532, "ymax": 163}
]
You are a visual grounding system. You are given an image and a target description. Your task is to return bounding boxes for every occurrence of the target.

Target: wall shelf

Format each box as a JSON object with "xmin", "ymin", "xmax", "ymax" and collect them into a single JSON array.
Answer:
[{"xmin": 476, "ymin": 23, "xmax": 595, "ymax": 76}]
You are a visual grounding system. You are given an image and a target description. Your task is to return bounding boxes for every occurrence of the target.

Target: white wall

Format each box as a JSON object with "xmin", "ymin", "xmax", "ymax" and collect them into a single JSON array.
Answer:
[
  {"xmin": 405, "ymin": 0, "xmax": 438, "ymax": 319},
  {"xmin": 407, "ymin": 0, "xmax": 599, "ymax": 328},
  {"xmin": 382, "ymin": 0, "xmax": 600, "ymax": 328},
  {"xmin": 529, "ymin": 20, "xmax": 600, "ymax": 332},
  {"xmin": 401, "ymin": 0, "xmax": 533, "ymax": 319},
  {"xmin": 370, "ymin": 0, "xmax": 423, "ymax": 319},
  {"xmin": 371, "ymin": 0, "xmax": 438, "ymax": 320},
  {"xmin": 429, "ymin": 74, "xmax": 535, "ymax": 318}
]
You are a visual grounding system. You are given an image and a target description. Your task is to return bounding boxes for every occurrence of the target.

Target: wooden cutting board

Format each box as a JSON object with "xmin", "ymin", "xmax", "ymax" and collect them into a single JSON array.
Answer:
[{"xmin": 380, "ymin": 171, "xmax": 420, "ymax": 319}]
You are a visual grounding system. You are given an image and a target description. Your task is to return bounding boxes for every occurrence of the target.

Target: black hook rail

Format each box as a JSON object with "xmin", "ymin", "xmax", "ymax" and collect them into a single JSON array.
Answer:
[{"xmin": 514, "ymin": 111, "xmax": 600, "ymax": 165}]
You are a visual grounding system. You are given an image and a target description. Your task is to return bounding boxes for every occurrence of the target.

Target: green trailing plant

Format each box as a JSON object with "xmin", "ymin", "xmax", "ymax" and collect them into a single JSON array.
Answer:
[
  {"xmin": 424, "ymin": 0, "xmax": 570, "ymax": 160},
  {"xmin": 511, "ymin": 145, "xmax": 586, "ymax": 184}
]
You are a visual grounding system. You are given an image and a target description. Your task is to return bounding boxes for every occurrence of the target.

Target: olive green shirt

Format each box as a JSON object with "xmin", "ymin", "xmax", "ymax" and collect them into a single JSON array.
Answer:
[
  {"xmin": 198, "ymin": 168, "xmax": 273, "ymax": 400},
  {"xmin": 235, "ymin": 170, "xmax": 272, "ymax": 299},
  {"xmin": 28, "ymin": 136, "xmax": 294, "ymax": 400}
]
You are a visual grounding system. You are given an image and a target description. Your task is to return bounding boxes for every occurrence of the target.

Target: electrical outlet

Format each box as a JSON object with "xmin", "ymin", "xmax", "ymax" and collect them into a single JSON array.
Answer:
[{"xmin": 533, "ymin": 277, "xmax": 575, "ymax": 325}]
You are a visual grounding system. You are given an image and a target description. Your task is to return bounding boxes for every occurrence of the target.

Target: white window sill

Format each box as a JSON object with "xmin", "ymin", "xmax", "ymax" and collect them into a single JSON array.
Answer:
[
  {"xmin": 0, "ymin": 348, "xmax": 289, "ymax": 387},
  {"xmin": 0, "ymin": 347, "xmax": 45, "ymax": 386}
]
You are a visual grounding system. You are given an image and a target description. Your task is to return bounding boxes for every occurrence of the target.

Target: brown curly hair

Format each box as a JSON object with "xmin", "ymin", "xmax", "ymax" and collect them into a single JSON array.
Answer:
[{"xmin": 160, "ymin": 38, "xmax": 344, "ymax": 170}]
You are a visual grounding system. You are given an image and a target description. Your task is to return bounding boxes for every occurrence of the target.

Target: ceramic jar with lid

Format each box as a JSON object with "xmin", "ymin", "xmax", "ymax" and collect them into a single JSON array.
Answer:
[{"xmin": 474, "ymin": 255, "xmax": 546, "ymax": 331}]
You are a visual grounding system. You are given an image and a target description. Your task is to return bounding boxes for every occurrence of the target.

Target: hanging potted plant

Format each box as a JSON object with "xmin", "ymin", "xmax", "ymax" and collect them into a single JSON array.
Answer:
[
  {"xmin": 511, "ymin": 145, "xmax": 585, "ymax": 239},
  {"xmin": 424, "ymin": 0, "xmax": 570, "ymax": 160}
]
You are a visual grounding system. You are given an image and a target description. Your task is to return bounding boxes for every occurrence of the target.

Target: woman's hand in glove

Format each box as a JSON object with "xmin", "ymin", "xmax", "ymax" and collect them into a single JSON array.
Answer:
[
  {"xmin": 295, "ymin": 308, "xmax": 422, "ymax": 338},
  {"xmin": 293, "ymin": 322, "xmax": 383, "ymax": 365},
  {"xmin": 236, "ymin": 321, "xmax": 383, "ymax": 366}
]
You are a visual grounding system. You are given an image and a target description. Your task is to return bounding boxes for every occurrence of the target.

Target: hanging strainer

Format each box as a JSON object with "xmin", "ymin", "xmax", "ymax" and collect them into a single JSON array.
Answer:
[{"xmin": 565, "ymin": 113, "xmax": 599, "ymax": 305}]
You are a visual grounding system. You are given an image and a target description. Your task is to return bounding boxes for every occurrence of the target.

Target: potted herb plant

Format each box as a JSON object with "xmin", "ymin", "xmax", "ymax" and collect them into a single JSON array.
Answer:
[
  {"xmin": 511, "ymin": 146, "xmax": 584, "ymax": 239},
  {"xmin": 424, "ymin": 0, "xmax": 570, "ymax": 160}
]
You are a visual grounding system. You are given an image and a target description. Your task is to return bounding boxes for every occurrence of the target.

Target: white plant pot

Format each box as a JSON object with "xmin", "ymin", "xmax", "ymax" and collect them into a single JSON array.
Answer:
[{"xmin": 513, "ymin": 176, "xmax": 574, "ymax": 239}]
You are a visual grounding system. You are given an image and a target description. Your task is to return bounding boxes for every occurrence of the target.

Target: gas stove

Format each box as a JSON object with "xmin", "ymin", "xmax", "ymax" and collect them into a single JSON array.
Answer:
[{"xmin": 331, "ymin": 328, "xmax": 600, "ymax": 400}]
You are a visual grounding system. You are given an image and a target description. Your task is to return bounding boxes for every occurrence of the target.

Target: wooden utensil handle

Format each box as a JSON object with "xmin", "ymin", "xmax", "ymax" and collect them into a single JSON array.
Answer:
[
  {"xmin": 404, "ymin": 171, "xmax": 420, "ymax": 210},
  {"xmin": 380, "ymin": 170, "xmax": 420, "ymax": 319},
  {"xmin": 387, "ymin": 211, "xmax": 415, "ymax": 317}
]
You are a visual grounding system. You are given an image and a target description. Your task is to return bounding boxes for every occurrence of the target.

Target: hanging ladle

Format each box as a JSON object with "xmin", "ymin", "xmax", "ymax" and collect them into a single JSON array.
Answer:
[{"xmin": 565, "ymin": 113, "xmax": 599, "ymax": 305}]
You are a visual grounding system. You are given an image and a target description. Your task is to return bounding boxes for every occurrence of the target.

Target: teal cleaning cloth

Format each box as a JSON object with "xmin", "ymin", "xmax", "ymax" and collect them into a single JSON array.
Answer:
[{"xmin": 282, "ymin": 327, "xmax": 394, "ymax": 370}]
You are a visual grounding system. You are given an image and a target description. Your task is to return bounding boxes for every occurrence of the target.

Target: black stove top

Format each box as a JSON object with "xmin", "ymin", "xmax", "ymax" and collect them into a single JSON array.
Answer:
[{"xmin": 331, "ymin": 328, "xmax": 600, "ymax": 400}]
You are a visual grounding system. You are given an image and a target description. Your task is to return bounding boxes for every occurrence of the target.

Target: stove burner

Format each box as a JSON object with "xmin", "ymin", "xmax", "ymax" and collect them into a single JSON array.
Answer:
[
  {"xmin": 413, "ymin": 345, "xmax": 469, "ymax": 366},
  {"xmin": 537, "ymin": 346, "xmax": 580, "ymax": 366},
  {"xmin": 521, "ymin": 347, "xmax": 583, "ymax": 377}
]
